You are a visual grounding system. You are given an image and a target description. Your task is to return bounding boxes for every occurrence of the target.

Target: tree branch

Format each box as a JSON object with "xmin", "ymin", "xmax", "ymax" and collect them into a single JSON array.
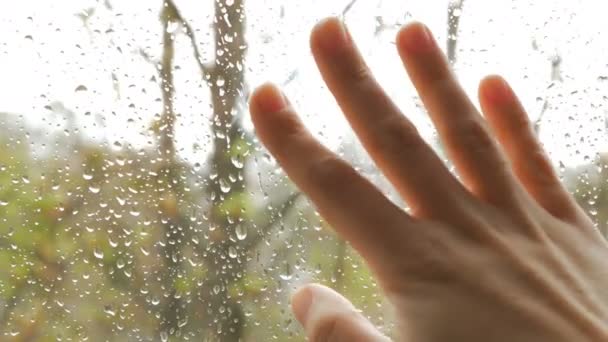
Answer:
[
  {"xmin": 342, "ymin": 0, "xmax": 359, "ymax": 17},
  {"xmin": 164, "ymin": 0, "xmax": 213, "ymax": 80}
]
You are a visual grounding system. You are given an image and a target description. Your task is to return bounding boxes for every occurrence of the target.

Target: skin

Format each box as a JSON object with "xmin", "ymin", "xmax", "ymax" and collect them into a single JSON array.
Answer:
[{"xmin": 248, "ymin": 17, "xmax": 608, "ymax": 341}]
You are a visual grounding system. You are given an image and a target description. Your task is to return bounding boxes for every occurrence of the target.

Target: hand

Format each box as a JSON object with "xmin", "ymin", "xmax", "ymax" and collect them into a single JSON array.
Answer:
[{"xmin": 249, "ymin": 17, "xmax": 608, "ymax": 341}]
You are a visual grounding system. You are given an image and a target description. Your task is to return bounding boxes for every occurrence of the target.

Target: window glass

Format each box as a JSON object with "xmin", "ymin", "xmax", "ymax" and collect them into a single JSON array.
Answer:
[{"xmin": 0, "ymin": 0, "xmax": 605, "ymax": 340}]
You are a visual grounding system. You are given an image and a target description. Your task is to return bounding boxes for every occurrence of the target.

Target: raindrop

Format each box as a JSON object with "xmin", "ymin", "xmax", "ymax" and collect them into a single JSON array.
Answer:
[
  {"xmin": 75, "ymin": 85, "xmax": 88, "ymax": 92},
  {"xmin": 109, "ymin": 238, "xmax": 118, "ymax": 248},
  {"xmin": 262, "ymin": 152, "xmax": 274, "ymax": 164},
  {"xmin": 231, "ymin": 155, "xmax": 244, "ymax": 169},
  {"xmin": 279, "ymin": 272, "xmax": 293, "ymax": 281},
  {"xmin": 235, "ymin": 224, "xmax": 247, "ymax": 240},
  {"xmin": 104, "ymin": 305, "xmax": 116, "ymax": 317},
  {"xmin": 279, "ymin": 263, "xmax": 293, "ymax": 281},
  {"xmin": 228, "ymin": 246, "xmax": 238, "ymax": 258},
  {"xmin": 93, "ymin": 248, "xmax": 104, "ymax": 260},
  {"xmin": 219, "ymin": 178, "xmax": 231, "ymax": 193},
  {"xmin": 178, "ymin": 317, "xmax": 188, "ymax": 328}
]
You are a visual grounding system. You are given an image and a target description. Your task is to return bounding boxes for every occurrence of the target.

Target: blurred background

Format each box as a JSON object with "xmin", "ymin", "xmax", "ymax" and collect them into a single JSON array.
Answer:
[{"xmin": 0, "ymin": 0, "xmax": 607, "ymax": 340}]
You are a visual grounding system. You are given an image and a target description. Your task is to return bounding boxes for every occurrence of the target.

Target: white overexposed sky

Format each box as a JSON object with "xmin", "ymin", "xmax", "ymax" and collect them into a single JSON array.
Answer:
[{"xmin": 0, "ymin": 0, "xmax": 607, "ymax": 168}]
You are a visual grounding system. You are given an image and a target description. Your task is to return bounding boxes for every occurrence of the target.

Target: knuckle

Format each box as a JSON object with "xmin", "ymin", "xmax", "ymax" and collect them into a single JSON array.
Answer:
[
  {"xmin": 459, "ymin": 118, "xmax": 493, "ymax": 149},
  {"xmin": 307, "ymin": 156, "xmax": 355, "ymax": 190},
  {"xmin": 527, "ymin": 150, "xmax": 557, "ymax": 184},
  {"xmin": 376, "ymin": 115, "xmax": 424, "ymax": 152},
  {"xmin": 428, "ymin": 75, "xmax": 460, "ymax": 102},
  {"xmin": 341, "ymin": 59, "xmax": 380, "ymax": 94},
  {"xmin": 349, "ymin": 63, "xmax": 373, "ymax": 85},
  {"xmin": 390, "ymin": 226, "xmax": 455, "ymax": 288},
  {"xmin": 277, "ymin": 127, "xmax": 310, "ymax": 158},
  {"xmin": 511, "ymin": 111, "xmax": 533, "ymax": 133},
  {"xmin": 278, "ymin": 111, "xmax": 306, "ymax": 137},
  {"xmin": 457, "ymin": 118, "xmax": 504, "ymax": 162}
]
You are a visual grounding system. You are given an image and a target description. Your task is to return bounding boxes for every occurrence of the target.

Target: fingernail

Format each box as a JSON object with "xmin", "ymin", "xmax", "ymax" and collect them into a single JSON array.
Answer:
[
  {"xmin": 486, "ymin": 76, "xmax": 513, "ymax": 105},
  {"xmin": 402, "ymin": 22, "xmax": 434, "ymax": 53},
  {"xmin": 291, "ymin": 287, "xmax": 314, "ymax": 327},
  {"xmin": 254, "ymin": 83, "xmax": 288, "ymax": 113},
  {"xmin": 315, "ymin": 17, "xmax": 349, "ymax": 53}
]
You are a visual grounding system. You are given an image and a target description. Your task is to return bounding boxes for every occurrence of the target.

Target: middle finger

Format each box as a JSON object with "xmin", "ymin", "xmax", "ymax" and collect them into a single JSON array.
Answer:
[
  {"xmin": 396, "ymin": 22, "xmax": 527, "ymax": 209},
  {"xmin": 310, "ymin": 17, "xmax": 471, "ymax": 219}
]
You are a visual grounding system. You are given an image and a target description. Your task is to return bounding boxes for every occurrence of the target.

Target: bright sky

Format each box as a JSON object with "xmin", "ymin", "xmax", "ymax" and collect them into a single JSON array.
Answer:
[{"xmin": 0, "ymin": 0, "xmax": 607, "ymax": 168}]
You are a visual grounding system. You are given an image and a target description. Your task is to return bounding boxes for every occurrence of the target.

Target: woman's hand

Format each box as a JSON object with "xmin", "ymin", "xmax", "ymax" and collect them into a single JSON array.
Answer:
[{"xmin": 249, "ymin": 17, "xmax": 608, "ymax": 341}]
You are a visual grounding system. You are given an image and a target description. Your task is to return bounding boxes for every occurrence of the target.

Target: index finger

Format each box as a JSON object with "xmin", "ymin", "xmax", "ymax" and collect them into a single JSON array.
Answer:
[{"xmin": 249, "ymin": 83, "xmax": 414, "ymax": 272}]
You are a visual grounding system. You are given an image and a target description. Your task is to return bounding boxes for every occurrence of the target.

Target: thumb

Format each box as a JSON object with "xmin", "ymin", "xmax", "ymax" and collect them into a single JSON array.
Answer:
[{"xmin": 291, "ymin": 283, "xmax": 390, "ymax": 342}]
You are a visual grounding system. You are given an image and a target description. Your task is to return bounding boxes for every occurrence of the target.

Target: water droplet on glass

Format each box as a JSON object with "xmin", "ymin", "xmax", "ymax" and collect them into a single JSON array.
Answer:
[
  {"xmin": 93, "ymin": 248, "xmax": 104, "ymax": 260},
  {"xmin": 104, "ymin": 305, "xmax": 116, "ymax": 316},
  {"xmin": 228, "ymin": 246, "xmax": 238, "ymax": 259},
  {"xmin": 279, "ymin": 273, "xmax": 293, "ymax": 281},
  {"xmin": 231, "ymin": 155, "xmax": 244, "ymax": 169},
  {"xmin": 219, "ymin": 178, "xmax": 231, "ymax": 193},
  {"xmin": 279, "ymin": 263, "xmax": 293, "ymax": 281},
  {"xmin": 235, "ymin": 224, "xmax": 247, "ymax": 240}
]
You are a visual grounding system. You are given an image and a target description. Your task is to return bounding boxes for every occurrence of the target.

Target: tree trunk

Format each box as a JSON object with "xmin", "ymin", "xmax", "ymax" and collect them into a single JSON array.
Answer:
[{"xmin": 202, "ymin": 0, "xmax": 248, "ymax": 340}]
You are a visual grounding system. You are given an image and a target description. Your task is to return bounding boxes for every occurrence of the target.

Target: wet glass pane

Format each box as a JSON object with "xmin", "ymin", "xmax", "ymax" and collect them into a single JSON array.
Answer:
[{"xmin": 0, "ymin": 0, "xmax": 605, "ymax": 340}]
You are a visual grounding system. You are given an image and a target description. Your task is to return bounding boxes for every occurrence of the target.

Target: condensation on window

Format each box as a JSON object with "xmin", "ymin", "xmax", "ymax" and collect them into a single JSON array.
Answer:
[{"xmin": 0, "ymin": 0, "xmax": 606, "ymax": 340}]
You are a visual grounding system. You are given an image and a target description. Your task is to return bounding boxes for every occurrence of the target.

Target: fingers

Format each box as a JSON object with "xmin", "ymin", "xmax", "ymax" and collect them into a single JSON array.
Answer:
[
  {"xmin": 291, "ymin": 284, "xmax": 391, "ymax": 342},
  {"xmin": 249, "ymin": 83, "xmax": 413, "ymax": 271},
  {"xmin": 396, "ymin": 22, "xmax": 525, "ymax": 208},
  {"xmin": 309, "ymin": 17, "xmax": 471, "ymax": 219},
  {"xmin": 478, "ymin": 75, "xmax": 592, "ymax": 225}
]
